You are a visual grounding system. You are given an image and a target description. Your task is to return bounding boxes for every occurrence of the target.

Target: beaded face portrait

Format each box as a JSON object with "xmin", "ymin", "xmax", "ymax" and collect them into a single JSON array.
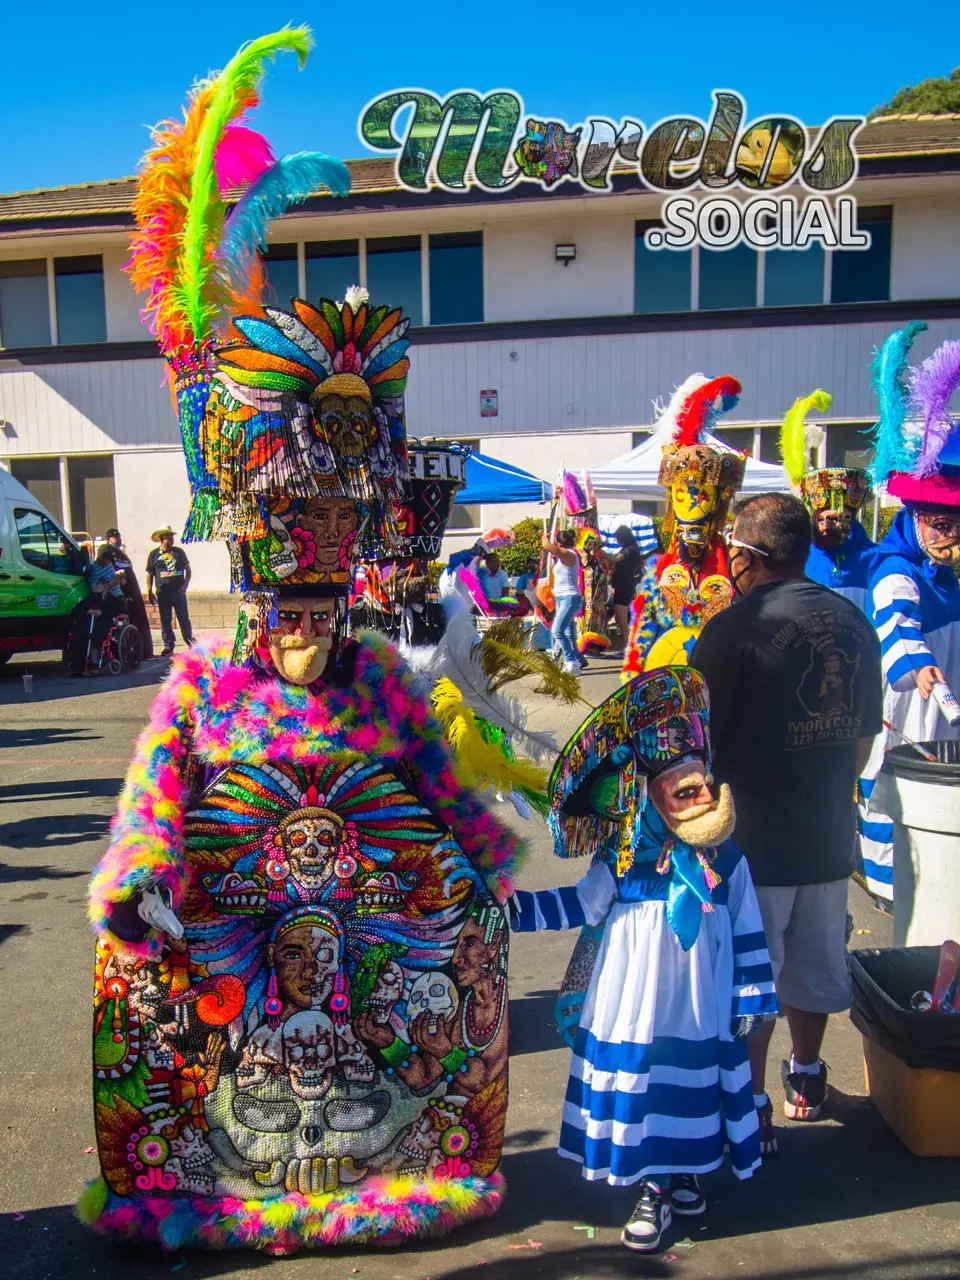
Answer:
[{"xmin": 92, "ymin": 759, "xmax": 508, "ymax": 1200}]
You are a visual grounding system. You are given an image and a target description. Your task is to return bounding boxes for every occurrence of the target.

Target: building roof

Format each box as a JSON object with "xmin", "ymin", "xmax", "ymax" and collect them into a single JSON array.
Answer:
[{"xmin": 1, "ymin": 115, "xmax": 959, "ymax": 229}]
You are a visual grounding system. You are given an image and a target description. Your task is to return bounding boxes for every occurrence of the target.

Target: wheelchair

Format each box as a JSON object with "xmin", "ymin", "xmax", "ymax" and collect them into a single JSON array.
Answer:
[{"xmin": 68, "ymin": 606, "xmax": 144, "ymax": 675}]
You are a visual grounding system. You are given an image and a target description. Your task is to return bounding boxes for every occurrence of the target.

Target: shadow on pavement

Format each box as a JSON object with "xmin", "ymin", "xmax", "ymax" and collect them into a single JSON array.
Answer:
[
  {"xmin": 0, "ymin": 861, "xmax": 88, "ymax": 883},
  {"xmin": 0, "ymin": 726, "xmax": 102, "ymax": 751},
  {"xmin": 0, "ymin": 923, "xmax": 28, "ymax": 950},
  {"xmin": 0, "ymin": 778, "xmax": 123, "ymax": 805},
  {"xmin": 0, "ymin": 812, "xmax": 112, "ymax": 849},
  {"xmin": 0, "ymin": 657, "xmax": 165, "ymax": 705},
  {"xmin": 508, "ymin": 991, "xmax": 563, "ymax": 1056}
]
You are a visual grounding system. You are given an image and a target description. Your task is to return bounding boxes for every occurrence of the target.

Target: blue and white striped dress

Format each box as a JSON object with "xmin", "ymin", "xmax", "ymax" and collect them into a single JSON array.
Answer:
[
  {"xmin": 859, "ymin": 509, "xmax": 960, "ymax": 900},
  {"xmin": 511, "ymin": 842, "xmax": 776, "ymax": 1184}
]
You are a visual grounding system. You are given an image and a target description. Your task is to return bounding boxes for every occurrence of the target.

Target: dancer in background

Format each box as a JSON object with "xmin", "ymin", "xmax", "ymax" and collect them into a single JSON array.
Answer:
[{"xmin": 542, "ymin": 528, "xmax": 583, "ymax": 673}]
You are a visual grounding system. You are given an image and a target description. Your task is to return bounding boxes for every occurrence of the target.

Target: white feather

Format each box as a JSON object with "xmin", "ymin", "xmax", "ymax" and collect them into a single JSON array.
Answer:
[
  {"xmin": 652, "ymin": 373, "xmax": 710, "ymax": 446},
  {"xmin": 804, "ymin": 423, "xmax": 825, "ymax": 452}
]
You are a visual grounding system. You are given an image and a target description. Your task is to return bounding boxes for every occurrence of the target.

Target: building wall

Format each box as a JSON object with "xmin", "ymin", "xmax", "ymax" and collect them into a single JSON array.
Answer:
[
  {"xmin": 102, "ymin": 247, "xmax": 151, "ymax": 342},
  {"xmin": 483, "ymin": 212, "xmax": 636, "ymax": 321},
  {"xmin": 890, "ymin": 198, "xmax": 960, "ymax": 302}
]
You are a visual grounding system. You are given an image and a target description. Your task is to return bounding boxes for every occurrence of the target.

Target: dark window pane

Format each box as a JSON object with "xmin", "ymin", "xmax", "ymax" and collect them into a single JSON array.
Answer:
[
  {"xmin": 0, "ymin": 260, "xmax": 51, "ymax": 347},
  {"xmin": 699, "ymin": 244, "xmax": 757, "ymax": 310},
  {"xmin": 429, "ymin": 232, "xmax": 483, "ymax": 325},
  {"xmin": 9, "ymin": 457, "xmax": 62, "ymax": 521},
  {"xmin": 67, "ymin": 455, "xmax": 117, "ymax": 538},
  {"xmin": 305, "ymin": 240, "xmax": 360, "ymax": 304},
  {"xmin": 713, "ymin": 427, "xmax": 755, "ymax": 456},
  {"xmin": 447, "ymin": 503, "xmax": 481, "ymax": 531},
  {"xmin": 826, "ymin": 423, "xmax": 875, "ymax": 469},
  {"xmin": 831, "ymin": 207, "xmax": 892, "ymax": 304},
  {"xmin": 764, "ymin": 245, "xmax": 824, "ymax": 307},
  {"xmin": 263, "ymin": 244, "xmax": 299, "ymax": 308},
  {"xmin": 55, "ymin": 255, "xmax": 106, "ymax": 344},
  {"xmin": 759, "ymin": 427, "xmax": 781, "ymax": 464},
  {"xmin": 635, "ymin": 222, "xmax": 691, "ymax": 313},
  {"xmin": 366, "ymin": 236, "xmax": 422, "ymax": 326}
]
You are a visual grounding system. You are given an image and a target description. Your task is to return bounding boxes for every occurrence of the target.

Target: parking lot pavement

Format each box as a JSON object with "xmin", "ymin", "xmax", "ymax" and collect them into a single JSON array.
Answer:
[{"xmin": 1, "ymin": 648, "xmax": 957, "ymax": 1280}]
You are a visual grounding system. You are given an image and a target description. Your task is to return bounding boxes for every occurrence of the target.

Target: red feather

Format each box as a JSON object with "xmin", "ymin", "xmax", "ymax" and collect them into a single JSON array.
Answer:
[{"xmin": 674, "ymin": 375, "xmax": 742, "ymax": 448}]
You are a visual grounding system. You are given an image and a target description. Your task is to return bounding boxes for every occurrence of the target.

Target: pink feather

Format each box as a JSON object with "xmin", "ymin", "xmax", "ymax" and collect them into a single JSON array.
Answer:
[{"xmin": 214, "ymin": 124, "xmax": 275, "ymax": 194}]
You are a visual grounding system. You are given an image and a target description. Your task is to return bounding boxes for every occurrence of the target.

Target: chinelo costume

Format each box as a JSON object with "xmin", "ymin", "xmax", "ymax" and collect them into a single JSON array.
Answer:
[
  {"xmin": 858, "ymin": 324, "xmax": 960, "ymax": 903},
  {"xmin": 508, "ymin": 668, "xmax": 776, "ymax": 1251},
  {"xmin": 622, "ymin": 376, "xmax": 745, "ymax": 679},
  {"xmin": 80, "ymin": 30, "xmax": 523, "ymax": 1254},
  {"xmin": 780, "ymin": 389, "xmax": 876, "ymax": 612}
]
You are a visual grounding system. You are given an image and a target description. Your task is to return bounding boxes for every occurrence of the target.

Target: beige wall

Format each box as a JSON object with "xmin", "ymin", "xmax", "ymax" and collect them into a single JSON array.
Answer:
[
  {"xmin": 891, "ymin": 197, "xmax": 960, "ymax": 301},
  {"xmin": 102, "ymin": 247, "xmax": 152, "ymax": 343}
]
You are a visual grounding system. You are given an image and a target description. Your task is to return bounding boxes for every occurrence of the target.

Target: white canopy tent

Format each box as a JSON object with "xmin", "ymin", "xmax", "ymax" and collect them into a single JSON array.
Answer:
[{"xmin": 590, "ymin": 432, "xmax": 790, "ymax": 499}]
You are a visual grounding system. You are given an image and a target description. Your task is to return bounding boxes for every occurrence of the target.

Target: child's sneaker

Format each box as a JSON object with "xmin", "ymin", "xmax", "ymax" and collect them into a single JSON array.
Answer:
[
  {"xmin": 782, "ymin": 1059, "xmax": 828, "ymax": 1120},
  {"xmin": 757, "ymin": 1096, "xmax": 779, "ymax": 1154},
  {"xmin": 670, "ymin": 1173, "xmax": 706, "ymax": 1215},
  {"xmin": 621, "ymin": 1178, "xmax": 671, "ymax": 1252}
]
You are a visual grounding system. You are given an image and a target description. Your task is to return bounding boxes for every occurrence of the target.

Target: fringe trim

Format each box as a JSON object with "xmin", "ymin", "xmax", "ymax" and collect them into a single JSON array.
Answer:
[{"xmin": 77, "ymin": 1172, "xmax": 505, "ymax": 1253}]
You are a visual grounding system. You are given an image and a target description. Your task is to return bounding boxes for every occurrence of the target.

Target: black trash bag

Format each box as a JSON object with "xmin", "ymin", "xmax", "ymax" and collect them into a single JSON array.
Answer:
[{"xmin": 851, "ymin": 947, "xmax": 960, "ymax": 1073}]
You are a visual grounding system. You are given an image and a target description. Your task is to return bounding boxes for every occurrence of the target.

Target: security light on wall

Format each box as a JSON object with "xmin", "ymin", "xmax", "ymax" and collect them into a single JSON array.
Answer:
[{"xmin": 555, "ymin": 243, "xmax": 577, "ymax": 265}]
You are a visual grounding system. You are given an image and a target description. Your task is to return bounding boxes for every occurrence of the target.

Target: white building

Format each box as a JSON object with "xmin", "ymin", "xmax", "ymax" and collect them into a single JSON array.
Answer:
[{"xmin": 1, "ymin": 113, "xmax": 958, "ymax": 590}]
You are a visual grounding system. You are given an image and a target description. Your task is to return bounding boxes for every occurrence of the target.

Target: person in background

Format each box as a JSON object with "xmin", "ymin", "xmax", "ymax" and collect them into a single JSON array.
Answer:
[
  {"xmin": 690, "ymin": 493, "xmax": 882, "ymax": 1152},
  {"xmin": 610, "ymin": 526, "xmax": 645, "ymax": 653},
  {"xmin": 477, "ymin": 550, "xmax": 511, "ymax": 603},
  {"xmin": 514, "ymin": 555, "xmax": 540, "ymax": 612},
  {"xmin": 146, "ymin": 525, "xmax": 194, "ymax": 657},
  {"xmin": 70, "ymin": 544, "xmax": 125, "ymax": 672},
  {"xmin": 542, "ymin": 529, "xmax": 583, "ymax": 674}
]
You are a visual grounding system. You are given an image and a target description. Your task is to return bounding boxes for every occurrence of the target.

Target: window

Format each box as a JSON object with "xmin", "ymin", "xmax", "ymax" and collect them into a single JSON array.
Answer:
[
  {"xmin": 826, "ymin": 423, "xmax": 874, "ymax": 470},
  {"xmin": 831, "ymin": 206, "xmax": 892, "ymax": 304},
  {"xmin": 447, "ymin": 503, "xmax": 482, "ymax": 531},
  {"xmin": 263, "ymin": 244, "xmax": 299, "ymax": 307},
  {"xmin": 305, "ymin": 240, "xmax": 359, "ymax": 305},
  {"xmin": 713, "ymin": 427, "xmax": 755, "ymax": 457},
  {"xmin": 0, "ymin": 260, "xmax": 51, "ymax": 347},
  {"xmin": 67, "ymin": 455, "xmax": 117, "ymax": 539},
  {"xmin": 15, "ymin": 508, "xmax": 77, "ymax": 574},
  {"xmin": 429, "ymin": 232, "xmax": 483, "ymax": 325},
  {"xmin": 635, "ymin": 222, "xmax": 691, "ymax": 313},
  {"xmin": 54, "ymin": 255, "xmax": 106, "ymax": 344},
  {"xmin": 699, "ymin": 244, "xmax": 758, "ymax": 310},
  {"xmin": 763, "ymin": 245, "xmax": 824, "ymax": 307},
  {"xmin": 758, "ymin": 428, "xmax": 782, "ymax": 464},
  {"xmin": 9, "ymin": 457, "xmax": 62, "ymax": 522},
  {"xmin": 366, "ymin": 236, "xmax": 422, "ymax": 326}
]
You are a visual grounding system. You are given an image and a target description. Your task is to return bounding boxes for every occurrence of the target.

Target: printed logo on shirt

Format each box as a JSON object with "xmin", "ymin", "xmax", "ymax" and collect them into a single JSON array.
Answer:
[{"xmin": 773, "ymin": 607, "xmax": 871, "ymax": 748}]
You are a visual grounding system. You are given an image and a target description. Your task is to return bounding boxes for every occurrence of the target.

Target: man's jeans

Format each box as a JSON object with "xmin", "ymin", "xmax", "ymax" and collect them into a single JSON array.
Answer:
[
  {"xmin": 551, "ymin": 592, "xmax": 583, "ymax": 665},
  {"xmin": 157, "ymin": 587, "xmax": 193, "ymax": 650}
]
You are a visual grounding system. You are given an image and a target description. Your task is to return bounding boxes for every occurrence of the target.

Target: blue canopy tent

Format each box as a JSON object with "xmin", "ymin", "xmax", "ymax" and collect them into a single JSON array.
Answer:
[{"xmin": 455, "ymin": 452, "xmax": 552, "ymax": 504}]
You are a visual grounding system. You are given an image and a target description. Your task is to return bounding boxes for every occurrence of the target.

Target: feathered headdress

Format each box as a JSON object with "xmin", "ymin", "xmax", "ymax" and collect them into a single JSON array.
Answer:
[
  {"xmin": 655, "ymin": 374, "xmax": 742, "ymax": 450},
  {"xmin": 868, "ymin": 321, "xmax": 928, "ymax": 488},
  {"xmin": 780, "ymin": 389, "xmax": 832, "ymax": 485},
  {"xmin": 909, "ymin": 340, "xmax": 960, "ymax": 479}
]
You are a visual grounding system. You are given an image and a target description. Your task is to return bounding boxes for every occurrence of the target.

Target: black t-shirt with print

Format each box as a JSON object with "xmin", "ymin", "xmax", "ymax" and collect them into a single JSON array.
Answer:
[
  {"xmin": 146, "ymin": 546, "xmax": 190, "ymax": 592},
  {"xmin": 690, "ymin": 577, "xmax": 882, "ymax": 887}
]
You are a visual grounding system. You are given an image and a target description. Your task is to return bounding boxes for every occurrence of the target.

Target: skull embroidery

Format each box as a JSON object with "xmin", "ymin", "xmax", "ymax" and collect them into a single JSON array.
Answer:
[
  {"xmin": 166, "ymin": 1123, "xmax": 215, "ymax": 1195},
  {"xmin": 335, "ymin": 1020, "xmax": 376, "ymax": 1084},
  {"xmin": 283, "ymin": 1010, "xmax": 336, "ymax": 1099},
  {"xmin": 280, "ymin": 813, "xmax": 343, "ymax": 893},
  {"xmin": 265, "ymin": 514, "xmax": 299, "ymax": 580},
  {"xmin": 397, "ymin": 1111, "xmax": 444, "ymax": 1173},
  {"xmin": 407, "ymin": 972, "xmax": 456, "ymax": 1033},
  {"xmin": 368, "ymin": 960, "xmax": 405, "ymax": 1025},
  {"xmin": 236, "ymin": 1023, "xmax": 283, "ymax": 1090}
]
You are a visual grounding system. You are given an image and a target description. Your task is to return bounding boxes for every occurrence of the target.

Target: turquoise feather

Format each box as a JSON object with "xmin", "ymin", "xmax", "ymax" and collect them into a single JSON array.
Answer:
[
  {"xmin": 364, "ymin": 338, "xmax": 410, "ymax": 377},
  {"xmin": 232, "ymin": 315, "xmax": 329, "ymax": 377},
  {"xmin": 220, "ymin": 152, "xmax": 350, "ymax": 300},
  {"xmin": 869, "ymin": 320, "xmax": 928, "ymax": 487}
]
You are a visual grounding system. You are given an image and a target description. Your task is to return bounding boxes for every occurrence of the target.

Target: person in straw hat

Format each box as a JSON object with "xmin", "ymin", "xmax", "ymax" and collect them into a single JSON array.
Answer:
[{"xmin": 145, "ymin": 525, "xmax": 193, "ymax": 656}]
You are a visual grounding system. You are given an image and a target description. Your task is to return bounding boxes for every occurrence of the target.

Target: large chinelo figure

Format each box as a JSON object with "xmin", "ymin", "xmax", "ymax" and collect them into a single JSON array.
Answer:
[
  {"xmin": 80, "ymin": 37, "xmax": 522, "ymax": 1256},
  {"xmin": 858, "ymin": 325, "xmax": 960, "ymax": 903},
  {"xmin": 622, "ymin": 376, "xmax": 745, "ymax": 679},
  {"xmin": 780, "ymin": 389, "xmax": 876, "ymax": 612}
]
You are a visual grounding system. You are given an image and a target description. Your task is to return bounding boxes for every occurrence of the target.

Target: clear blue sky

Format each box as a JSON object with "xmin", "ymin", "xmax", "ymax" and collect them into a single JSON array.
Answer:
[{"xmin": 2, "ymin": 3, "xmax": 957, "ymax": 193}]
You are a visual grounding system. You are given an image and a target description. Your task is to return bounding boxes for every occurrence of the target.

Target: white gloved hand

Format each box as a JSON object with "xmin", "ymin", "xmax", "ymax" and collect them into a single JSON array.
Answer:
[{"xmin": 138, "ymin": 884, "xmax": 184, "ymax": 940}]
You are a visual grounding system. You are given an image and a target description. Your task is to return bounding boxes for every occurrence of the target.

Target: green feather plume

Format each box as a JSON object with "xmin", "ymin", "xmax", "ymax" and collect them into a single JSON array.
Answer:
[
  {"xmin": 177, "ymin": 26, "xmax": 313, "ymax": 343},
  {"xmin": 479, "ymin": 618, "xmax": 585, "ymax": 702},
  {"xmin": 780, "ymin": 388, "xmax": 832, "ymax": 485}
]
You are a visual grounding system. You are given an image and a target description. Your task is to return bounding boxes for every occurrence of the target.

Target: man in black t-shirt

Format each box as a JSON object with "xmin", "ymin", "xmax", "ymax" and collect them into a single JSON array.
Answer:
[
  {"xmin": 145, "ymin": 525, "xmax": 194, "ymax": 657},
  {"xmin": 691, "ymin": 493, "xmax": 882, "ymax": 1150}
]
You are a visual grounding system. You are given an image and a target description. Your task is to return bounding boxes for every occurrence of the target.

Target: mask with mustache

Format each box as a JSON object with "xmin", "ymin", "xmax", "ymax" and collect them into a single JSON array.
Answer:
[
  {"xmin": 660, "ymin": 782, "xmax": 736, "ymax": 849},
  {"xmin": 269, "ymin": 632, "xmax": 333, "ymax": 685}
]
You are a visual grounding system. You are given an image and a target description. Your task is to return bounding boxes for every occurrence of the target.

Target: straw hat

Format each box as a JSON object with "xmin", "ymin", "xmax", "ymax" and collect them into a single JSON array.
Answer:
[{"xmin": 151, "ymin": 525, "xmax": 176, "ymax": 542}]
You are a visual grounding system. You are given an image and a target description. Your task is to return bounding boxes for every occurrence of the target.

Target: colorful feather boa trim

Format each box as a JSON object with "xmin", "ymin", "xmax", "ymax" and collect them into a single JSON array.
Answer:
[
  {"xmin": 88, "ymin": 634, "xmax": 526, "ymax": 954},
  {"xmin": 77, "ymin": 1172, "xmax": 505, "ymax": 1252}
]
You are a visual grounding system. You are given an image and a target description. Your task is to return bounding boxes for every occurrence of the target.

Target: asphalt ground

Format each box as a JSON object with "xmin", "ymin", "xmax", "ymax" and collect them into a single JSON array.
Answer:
[{"xmin": 0, "ymin": 646, "xmax": 958, "ymax": 1280}]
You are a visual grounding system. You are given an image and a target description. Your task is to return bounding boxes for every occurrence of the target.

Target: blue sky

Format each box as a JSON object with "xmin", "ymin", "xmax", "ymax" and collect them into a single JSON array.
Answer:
[{"xmin": 1, "ymin": 3, "xmax": 957, "ymax": 193}]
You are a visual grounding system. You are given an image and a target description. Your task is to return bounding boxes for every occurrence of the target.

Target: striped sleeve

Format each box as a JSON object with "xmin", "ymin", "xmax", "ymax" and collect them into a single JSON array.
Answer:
[
  {"xmin": 509, "ymin": 861, "xmax": 616, "ymax": 933},
  {"xmin": 726, "ymin": 856, "xmax": 778, "ymax": 1019},
  {"xmin": 871, "ymin": 569, "xmax": 935, "ymax": 692}
]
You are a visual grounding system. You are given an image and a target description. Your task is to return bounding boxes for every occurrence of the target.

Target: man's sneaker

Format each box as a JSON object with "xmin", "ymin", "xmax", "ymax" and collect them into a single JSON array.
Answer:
[
  {"xmin": 160, "ymin": 647, "xmax": 174, "ymax": 658},
  {"xmin": 757, "ymin": 1096, "xmax": 778, "ymax": 1154},
  {"xmin": 670, "ymin": 1173, "xmax": 706, "ymax": 1216},
  {"xmin": 621, "ymin": 1178, "xmax": 671, "ymax": 1252},
  {"xmin": 782, "ymin": 1059, "xmax": 828, "ymax": 1120},
  {"xmin": 563, "ymin": 659, "xmax": 583, "ymax": 675}
]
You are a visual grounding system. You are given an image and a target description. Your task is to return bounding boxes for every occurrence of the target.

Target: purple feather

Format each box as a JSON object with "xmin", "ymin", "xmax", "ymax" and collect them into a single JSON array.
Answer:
[
  {"xmin": 562, "ymin": 471, "xmax": 587, "ymax": 515},
  {"xmin": 909, "ymin": 340, "xmax": 960, "ymax": 478}
]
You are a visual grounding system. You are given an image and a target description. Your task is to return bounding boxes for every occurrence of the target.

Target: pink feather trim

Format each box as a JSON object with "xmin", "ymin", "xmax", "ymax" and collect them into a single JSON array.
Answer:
[{"xmin": 215, "ymin": 123, "xmax": 275, "ymax": 194}]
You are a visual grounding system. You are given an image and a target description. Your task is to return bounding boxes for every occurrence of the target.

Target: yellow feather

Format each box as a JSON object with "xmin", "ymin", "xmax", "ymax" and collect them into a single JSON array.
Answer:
[
  {"xmin": 431, "ymin": 678, "xmax": 549, "ymax": 797},
  {"xmin": 780, "ymin": 388, "xmax": 832, "ymax": 484}
]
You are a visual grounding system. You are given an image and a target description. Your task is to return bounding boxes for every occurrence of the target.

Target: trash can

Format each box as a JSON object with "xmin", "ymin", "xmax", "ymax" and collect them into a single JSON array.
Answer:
[
  {"xmin": 851, "ymin": 947, "xmax": 960, "ymax": 1156},
  {"xmin": 872, "ymin": 741, "xmax": 960, "ymax": 947}
]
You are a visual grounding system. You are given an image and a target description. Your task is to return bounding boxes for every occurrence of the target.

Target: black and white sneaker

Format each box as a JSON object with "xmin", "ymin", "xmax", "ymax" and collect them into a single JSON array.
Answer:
[
  {"xmin": 757, "ymin": 1096, "xmax": 779, "ymax": 1154},
  {"xmin": 782, "ymin": 1059, "xmax": 828, "ymax": 1120},
  {"xmin": 621, "ymin": 1179, "xmax": 671, "ymax": 1252},
  {"xmin": 670, "ymin": 1173, "xmax": 706, "ymax": 1216}
]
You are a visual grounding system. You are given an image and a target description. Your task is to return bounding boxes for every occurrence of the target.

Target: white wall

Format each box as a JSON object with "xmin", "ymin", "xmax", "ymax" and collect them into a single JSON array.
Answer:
[
  {"xmin": 483, "ymin": 213, "xmax": 636, "ymax": 322},
  {"xmin": 891, "ymin": 198, "xmax": 960, "ymax": 301},
  {"xmin": 103, "ymin": 247, "xmax": 152, "ymax": 343},
  {"xmin": 114, "ymin": 449, "xmax": 229, "ymax": 594}
]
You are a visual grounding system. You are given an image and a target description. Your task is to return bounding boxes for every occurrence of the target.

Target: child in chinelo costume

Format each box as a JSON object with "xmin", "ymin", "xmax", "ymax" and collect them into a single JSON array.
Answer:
[
  {"xmin": 508, "ymin": 668, "xmax": 776, "ymax": 1252},
  {"xmin": 80, "ymin": 30, "xmax": 523, "ymax": 1254}
]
